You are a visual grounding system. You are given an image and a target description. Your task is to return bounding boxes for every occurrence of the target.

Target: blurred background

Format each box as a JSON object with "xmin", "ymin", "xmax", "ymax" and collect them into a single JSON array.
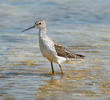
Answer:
[{"xmin": 0, "ymin": 0, "xmax": 110, "ymax": 100}]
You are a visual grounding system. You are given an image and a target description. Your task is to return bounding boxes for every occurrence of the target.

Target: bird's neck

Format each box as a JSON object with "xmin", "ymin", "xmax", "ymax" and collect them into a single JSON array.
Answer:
[{"xmin": 39, "ymin": 28, "xmax": 47, "ymax": 38}]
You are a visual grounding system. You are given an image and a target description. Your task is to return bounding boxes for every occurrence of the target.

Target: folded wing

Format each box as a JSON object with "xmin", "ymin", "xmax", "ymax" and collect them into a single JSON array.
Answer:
[{"xmin": 54, "ymin": 42, "xmax": 85, "ymax": 59}]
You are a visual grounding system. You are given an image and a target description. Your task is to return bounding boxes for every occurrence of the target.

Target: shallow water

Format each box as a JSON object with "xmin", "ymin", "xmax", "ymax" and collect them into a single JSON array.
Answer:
[{"xmin": 0, "ymin": 0, "xmax": 110, "ymax": 100}]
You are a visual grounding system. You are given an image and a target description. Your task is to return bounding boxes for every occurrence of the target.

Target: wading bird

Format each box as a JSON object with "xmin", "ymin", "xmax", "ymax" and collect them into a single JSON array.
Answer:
[{"xmin": 23, "ymin": 19, "xmax": 84, "ymax": 74}]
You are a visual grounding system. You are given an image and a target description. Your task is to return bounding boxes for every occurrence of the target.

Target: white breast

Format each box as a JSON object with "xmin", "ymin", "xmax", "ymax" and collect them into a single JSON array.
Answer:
[{"xmin": 39, "ymin": 36, "xmax": 58, "ymax": 62}]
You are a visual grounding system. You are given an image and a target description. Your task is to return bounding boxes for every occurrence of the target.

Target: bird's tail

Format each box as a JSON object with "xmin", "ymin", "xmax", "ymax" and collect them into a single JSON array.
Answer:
[{"xmin": 75, "ymin": 54, "xmax": 85, "ymax": 59}]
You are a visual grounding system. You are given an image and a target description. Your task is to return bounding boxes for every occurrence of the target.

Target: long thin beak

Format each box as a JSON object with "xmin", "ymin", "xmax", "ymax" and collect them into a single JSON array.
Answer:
[{"xmin": 22, "ymin": 25, "xmax": 35, "ymax": 32}]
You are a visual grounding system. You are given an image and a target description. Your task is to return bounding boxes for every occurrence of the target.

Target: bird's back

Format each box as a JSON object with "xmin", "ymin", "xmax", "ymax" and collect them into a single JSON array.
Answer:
[{"xmin": 54, "ymin": 42, "xmax": 85, "ymax": 59}]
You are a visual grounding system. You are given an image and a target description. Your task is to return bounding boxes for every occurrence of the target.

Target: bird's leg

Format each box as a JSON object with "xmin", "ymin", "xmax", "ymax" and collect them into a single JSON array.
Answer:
[
  {"xmin": 51, "ymin": 62, "xmax": 54, "ymax": 74},
  {"xmin": 58, "ymin": 64, "xmax": 64, "ymax": 75}
]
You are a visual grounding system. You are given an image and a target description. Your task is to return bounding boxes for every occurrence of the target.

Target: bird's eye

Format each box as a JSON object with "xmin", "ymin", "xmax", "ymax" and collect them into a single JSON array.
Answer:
[{"xmin": 39, "ymin": 23, "xmax": 41, "ymax": 25}]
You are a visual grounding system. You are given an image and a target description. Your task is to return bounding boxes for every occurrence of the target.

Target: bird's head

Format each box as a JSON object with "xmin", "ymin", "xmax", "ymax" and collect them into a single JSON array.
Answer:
[{"xmin": 22, "ymin": 19, "xmax": 46, "ymax": 32}]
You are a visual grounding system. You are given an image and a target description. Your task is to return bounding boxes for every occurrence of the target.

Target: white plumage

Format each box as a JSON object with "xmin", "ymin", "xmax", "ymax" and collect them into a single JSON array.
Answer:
[{"xmin": 39, "ymin": 27, "xmax": 66, "ymax": 64}]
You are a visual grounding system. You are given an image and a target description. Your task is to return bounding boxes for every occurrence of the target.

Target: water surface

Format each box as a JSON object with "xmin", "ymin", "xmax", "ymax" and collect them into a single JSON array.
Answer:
[{"xmin": 0, "ymin": 0, "xmax": 110, "ymax": 100}]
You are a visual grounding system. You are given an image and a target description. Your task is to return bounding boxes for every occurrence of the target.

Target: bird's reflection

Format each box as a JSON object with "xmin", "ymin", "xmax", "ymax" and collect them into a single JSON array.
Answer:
[
  {"xmin": 35, "ymin": 68, "xmax": 102, "ymax": 100},
  {"xmin": 35, "ymin": 74, "xmax": 65, "ymax": 100}
]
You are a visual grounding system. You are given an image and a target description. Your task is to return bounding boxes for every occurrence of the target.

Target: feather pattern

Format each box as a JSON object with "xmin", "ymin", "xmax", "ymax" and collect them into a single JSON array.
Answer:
[{"xmin": 54, "ymin": 42, "xmax": 85, "ymax": 59}]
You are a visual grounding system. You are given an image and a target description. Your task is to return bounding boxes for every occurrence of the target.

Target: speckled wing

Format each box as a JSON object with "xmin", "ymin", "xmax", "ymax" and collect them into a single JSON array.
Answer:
[{"xmin": 54, "ymin": 42, "xmax": 85, "ymax": 59}]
